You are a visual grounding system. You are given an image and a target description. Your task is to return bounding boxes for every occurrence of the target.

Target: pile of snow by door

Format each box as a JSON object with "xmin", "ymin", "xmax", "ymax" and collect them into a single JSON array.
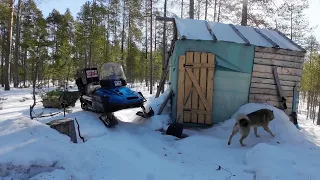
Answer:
[{"xmin": 232, "ymin": 103, "xmax": 320, "ymax": 180}]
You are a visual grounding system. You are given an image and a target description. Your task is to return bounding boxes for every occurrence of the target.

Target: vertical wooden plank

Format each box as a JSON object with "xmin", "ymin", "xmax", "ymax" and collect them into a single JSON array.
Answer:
[
  {"xmin": 191, "ymin": 52, "xmax": 200, "ymax": 123},
  {"xmin": 184, "ymin": 52, "xmax": 193, "ymax": 123},
  {"xmin": 206, "ymin": 53, "xmax": 214, "ymax": 125},
  {"xmin": 176, "ymin": 55, "xmax": 186, "ymax": 124},
  {"xmin": 198, "ymin": 53, "xmax": 207, "ymax": 124}
]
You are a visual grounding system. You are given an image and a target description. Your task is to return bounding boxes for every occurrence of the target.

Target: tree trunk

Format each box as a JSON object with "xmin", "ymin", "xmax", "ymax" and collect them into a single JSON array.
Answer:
[
  {"xmin": 214, "ymin": 0, "xmax": 217, "ymax": 21},
  {"xmin": 23, "ymin": 48, "xmax": 27, "ymax": 87},
  {"xmin": 241, "ymin": 0, "xmax": 248, "ymax": 26},
  {"xmin": 161, "ymin": 0, "xmax": 167, "ymax": 93},
  {"xmin": 1, "ymin": 48, "xmax": 3, "ymax": 87},
  {"xmin": 290, "ymin": 5, "xmax": 293, "ymax": 40},
  {"xmin": 149, "ymin": 0, "xmax": 153, "ymax": 94},
  {"xmin": 121, "ymin": 0, "xmax": 126, "ymax": 72},
  {"xmin": 145, "ymin": 0, "xmax": 148, "ymax": 88},
  {"xmin": 217, "ymin": 0, "xmax": 222, "ymax": 22},
  {"xmin": 317, "ymin": 100, "xmax": 320, "ymax": 125},
  {"xmin": 127, "ymin": 11, "xmax": 131, "ymax": 83},
  {"xmin": 13, "ymin": 0, "xmax": 22, "ymax": 88},
  {"xmin": 4, "ymin": 0, "xmax": 14, "ymax": 91},
  {"xmin": 307, "ymin": 91, "xmax": 310, "ymax": 119},
  {"xmin": 189, "ymin": 0, "xmax": 194, "ymax": 19},
  {"xmin": 1, "ymin": 27, "xmax": 5, "ymax": 87},
  {"xmin": 197, "ymin": 0, "xmax": 200, "ymax": 20},
  {"xmin": 106, "ymin": 7, "xmax": 110, "ymax": 62},
  {"xmin": 154, "ymin": 19, "xmax": 156, "ymax": 86},
  {"xmin": 181, "ymin": 0, "xmax": 184, "ymax": 18},
  {"xmin": 205, "ymin": 0, "xmax": 208, "ymax": 20},
  {"xmin": 313, "ymin": 93, "xmax": 317, "ymax": 121}
]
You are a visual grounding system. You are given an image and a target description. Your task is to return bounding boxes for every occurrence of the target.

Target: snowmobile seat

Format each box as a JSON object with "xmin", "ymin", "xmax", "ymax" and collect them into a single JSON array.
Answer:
[{"xmin": 86, "ymin": 82, "xmax": 101, "ymax": 95}]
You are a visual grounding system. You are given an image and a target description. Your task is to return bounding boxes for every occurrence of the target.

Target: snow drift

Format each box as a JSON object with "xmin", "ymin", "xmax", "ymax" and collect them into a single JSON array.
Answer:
[
  {"xmin": 228, "ymin": 103, "xmax": 320, "ymax": 180},
  {"xmin": 1, "ymin": 87, "xmax": 320, "ymax": 180}
]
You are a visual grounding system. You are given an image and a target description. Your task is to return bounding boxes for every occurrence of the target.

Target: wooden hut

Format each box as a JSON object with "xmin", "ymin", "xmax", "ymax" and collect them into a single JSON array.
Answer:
[{"xmin": 157, "ymin": 16, "xmax": 306, "ymax": 127}]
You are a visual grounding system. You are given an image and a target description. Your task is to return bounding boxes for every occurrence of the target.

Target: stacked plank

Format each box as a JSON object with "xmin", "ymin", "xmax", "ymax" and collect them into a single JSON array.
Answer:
[{"xmin": 248, "ymin": 47, "xmax": 305, "ymax": 115}]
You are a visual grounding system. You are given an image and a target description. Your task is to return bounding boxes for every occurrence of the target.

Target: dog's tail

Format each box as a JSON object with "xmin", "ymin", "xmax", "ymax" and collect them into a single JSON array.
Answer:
[{"xmin": 236, "ymin": 114, "xmax": 250, "ymax": 127}]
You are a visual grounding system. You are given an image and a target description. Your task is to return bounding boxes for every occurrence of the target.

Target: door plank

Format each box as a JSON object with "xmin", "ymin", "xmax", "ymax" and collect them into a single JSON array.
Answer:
[
  {"xmin": 186, "ymin": 68, "xmax": 211, "ymax": 111},
  {"xmin": 206, "ymin": 53, "xmax": 214, "ymax": 125},
  {"xmin": 184, "ymin": 52, "xmax": 194, "ymax": 123},
  {"xmin": 176, "ymin": 55, "xmax": 186, "ymax": 124},
  {"xmin": 191, "ymin": 52, "xmax": 201, "ymax": 123},
  {"xmin": 198, "ymin": 53, "xmax": 207, "ymax": 124}
]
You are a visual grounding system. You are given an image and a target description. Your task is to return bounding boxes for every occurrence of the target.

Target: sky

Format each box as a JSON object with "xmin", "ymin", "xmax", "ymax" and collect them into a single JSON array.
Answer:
[{"xmin": 37, "ymin": 0, "xmax": 320, "ymax": 42}]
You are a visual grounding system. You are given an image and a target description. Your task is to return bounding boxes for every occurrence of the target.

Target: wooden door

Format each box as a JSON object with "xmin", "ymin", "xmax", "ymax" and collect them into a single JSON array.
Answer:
[{"xmin": 176, "ymin": 52, "xmax": 215, "ymax": 125}]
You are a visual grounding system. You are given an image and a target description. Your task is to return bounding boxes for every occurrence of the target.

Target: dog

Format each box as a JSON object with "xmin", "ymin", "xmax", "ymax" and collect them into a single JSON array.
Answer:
[{"xmin": 227, "ymin": 109, "xmax": 275, "ymax": 146}]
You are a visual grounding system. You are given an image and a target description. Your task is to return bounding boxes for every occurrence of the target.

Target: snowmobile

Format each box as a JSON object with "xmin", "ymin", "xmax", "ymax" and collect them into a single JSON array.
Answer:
[{"xmin": 75, "ymin": 62, "xmax": 154, "ymax": 127}]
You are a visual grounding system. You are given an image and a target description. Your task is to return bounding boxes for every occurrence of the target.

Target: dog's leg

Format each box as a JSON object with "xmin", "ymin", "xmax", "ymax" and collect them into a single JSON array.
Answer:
[
  {"xmin": 228, "ymin": 124, "xmax": 239, "ymax": 145},
  {"xmin": 254, "ymin": 127, "xmax": 260, "ymax": 137},
  {"xmin": 239, "ymin": 132, "xmax": 249, "ymax": 146},
  {"xmin": 262, "ymin": 124, "xmax": 275, "ymax": 137}
]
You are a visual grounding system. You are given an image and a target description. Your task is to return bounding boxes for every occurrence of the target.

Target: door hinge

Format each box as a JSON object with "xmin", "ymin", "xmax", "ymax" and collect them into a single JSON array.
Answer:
[{"xmin": 183, "ymin": 64, "xmax": 193, "ymax": 67}]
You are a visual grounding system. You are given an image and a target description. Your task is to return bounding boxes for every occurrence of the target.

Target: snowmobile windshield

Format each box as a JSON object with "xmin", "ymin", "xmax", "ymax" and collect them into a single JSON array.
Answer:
[{"xmin": 100, "ymin": 63, "xmax": 126, "ymax": 80}]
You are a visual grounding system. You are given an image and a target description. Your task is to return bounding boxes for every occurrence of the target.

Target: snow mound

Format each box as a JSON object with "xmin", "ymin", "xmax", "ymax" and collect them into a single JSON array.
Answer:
[
  {"xmin": 227, "ymin": 103, "xmax": 320, "ymax": 180},
  {"xmin": 230, "ymin": 103, "xmax": 306, "ymax": 145},
  {"xmin": 244, "ymin": 143, "xmax": 320, "ymax": 180},
  {"xmin": 140, "ymin": 89, "xmax": 172, "ymax": 131},
  {"xmin": 29, "ymin": 169, "xmax": 67, "ymax": 180}
]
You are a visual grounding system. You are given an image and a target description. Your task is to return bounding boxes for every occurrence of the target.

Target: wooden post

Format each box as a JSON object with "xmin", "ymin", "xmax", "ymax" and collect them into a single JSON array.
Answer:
[
  {"xmin": 155, "ymin": 16, "xmax": 177, "ymax": 98},
  {"xmin": 157, "ymin": 90, "xmax": 173, "ymax": 115},
  {"xmin": 46, "ymin": 118, "xmax": 78, "ymax": 143},
  {"xmin": 273, "ymin": 66, "xmax": 287, "ymax": 110}
]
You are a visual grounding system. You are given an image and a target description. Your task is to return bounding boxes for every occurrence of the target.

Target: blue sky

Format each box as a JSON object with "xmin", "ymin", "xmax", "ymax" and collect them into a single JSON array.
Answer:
[
  {"xmin": 37, "ymin": 0, "xmax": 88, "ymax": 17},
  {"xmin": 37, "ymin": 0, "xmax": 320, "ymax": 42}
]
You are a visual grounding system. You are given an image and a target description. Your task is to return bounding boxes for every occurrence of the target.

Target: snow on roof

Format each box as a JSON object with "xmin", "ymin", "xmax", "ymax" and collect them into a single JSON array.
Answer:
[{"xmin": 174, "ymin": 17, "xmax": 306, "ymax": 52}]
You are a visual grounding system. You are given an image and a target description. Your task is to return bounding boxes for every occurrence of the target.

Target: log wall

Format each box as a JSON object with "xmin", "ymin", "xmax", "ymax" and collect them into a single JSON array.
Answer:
[{"xmin": 249, "ymin": 47, "xmax": 305, "ymax": 115}]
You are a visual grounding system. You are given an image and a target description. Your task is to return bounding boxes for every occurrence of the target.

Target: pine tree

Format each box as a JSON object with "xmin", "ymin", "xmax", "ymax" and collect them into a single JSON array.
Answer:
[{"xmin": 4, "ymin": 0, "xmax": 14, "ymax": 90}]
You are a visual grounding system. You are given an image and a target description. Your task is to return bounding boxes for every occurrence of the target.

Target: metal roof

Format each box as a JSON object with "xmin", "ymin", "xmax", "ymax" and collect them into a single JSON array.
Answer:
[{"xmin": 174, "ymin": 17, "xmax": 306, "ymax": 52}]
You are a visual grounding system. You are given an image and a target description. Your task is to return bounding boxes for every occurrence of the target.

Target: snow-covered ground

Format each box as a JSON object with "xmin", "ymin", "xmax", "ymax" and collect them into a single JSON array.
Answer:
[{"xmin": 1, "ymin": 84, "xmax": 320, "ymax": 180}]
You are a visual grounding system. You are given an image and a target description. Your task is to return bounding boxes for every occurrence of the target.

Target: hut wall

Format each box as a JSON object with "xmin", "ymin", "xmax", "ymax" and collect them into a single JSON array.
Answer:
[
  {"xmin": 248, "ymin": 47, "xmax": 305, "ymax": 115},
  {"xmin": 169, "ymin": 40, "xmax": 255, "ymax": 125}
]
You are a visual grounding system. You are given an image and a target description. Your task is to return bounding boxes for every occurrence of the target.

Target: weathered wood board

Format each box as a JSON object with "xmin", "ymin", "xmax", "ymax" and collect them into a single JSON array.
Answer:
[
  {"xmin": 255, "ymin": 47, "xmax": 305, "ymax": 57},
  {"xmin": 252, "ymin": 72, "xmax": 301, "ymax": 82},
  {"xmin": 177, "ymin": 55, "xmax": 186, "ymax": 124},
  {"xmin": 46, "ymin": 118, "xmax": 77, "ymax": 143},
  {"xmin": 184, "ymin": 52, "xmax": 193, "ymax": 123},
  {"xmin": 206, "ymin": 53, "xmax": 214, "ymax": 124},
  {"xmin": 191, "ymin": 52, "xmax": 201, "ymax": 123},
  {"xmin": 198, "ymin": 53, "xmax": 207, "ymax": 124},
  {"xmin": 248, "ymin": 98, "xmax": 293, "ymax": 110},
  {"xmin": 254, "ymin": 52, "xmax": 304, "ymax": 63},
  {"xmin": 253, "ymin": 64, "xmax": 302, "ymax": 77},
  {"xmin": 249, "ymin": 94, "xmax": 294, "ymax": 104},
  {"xmin": 251, "ymin": 77, "xmax": 300, "ymax": 87},
  {"xmin": 250, "ymin": 83, "xmax": 296, "ymax": 91},
  {"xmin": 254, "ymin": 58, "xmax": 302, "ymax": 69},
  {"xmin": 249, "ymin": 88, "xmax": 293, "ymax": 97},
  {"xmin": 249, "ymin": 97, "xmax": 294, "ymax": 115},
  {"xmin": 249, "ymin": 98, "xmax": 291, "ymax": 106},
  {"xmin": 249, "ymin": 47, "xmax": 305, "ymax": 115}
]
